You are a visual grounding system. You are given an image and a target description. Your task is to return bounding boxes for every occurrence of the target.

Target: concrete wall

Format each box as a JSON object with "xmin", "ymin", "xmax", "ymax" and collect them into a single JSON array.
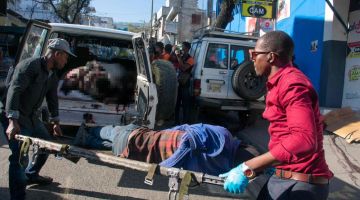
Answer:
[
  {"xmin": 320, "ymin": 0, "xmax": 350, "ymax": 107},
  {"xmin": 276, "ymin": 1, "xmax": 326, "ymax": 93}
]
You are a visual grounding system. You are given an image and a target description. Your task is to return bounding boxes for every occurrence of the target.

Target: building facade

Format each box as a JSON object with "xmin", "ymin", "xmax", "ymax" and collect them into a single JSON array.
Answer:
[
  {"xmin": 153, "ymin": 0, "xmax": 212, "ymax": 44},
  {"xmin": 219, "ymin": 0, "xmax": 360, "ymax": 110},
  {"xmin": 80, "ymin": 15, "xmax": 114, "ymax": 29}
]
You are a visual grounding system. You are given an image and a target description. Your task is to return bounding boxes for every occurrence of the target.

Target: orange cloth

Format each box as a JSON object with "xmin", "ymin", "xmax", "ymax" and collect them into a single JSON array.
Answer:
[
  {"xmin": 185, "ymin": 56, "xmax": 194, "ymax": 66},
  {"xmin": 159, "ymin": 52, "xmax": 171, "ymax": 61}
]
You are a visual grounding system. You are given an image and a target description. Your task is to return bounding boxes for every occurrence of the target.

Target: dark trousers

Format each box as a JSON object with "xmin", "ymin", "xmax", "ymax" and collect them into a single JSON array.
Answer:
[
  {"xmin": 257, "ymin": 175, "xmax": 329, "ymax": 200},
  {"xmin": 175, "ymin": 85, "xmax": 191, "ymax": 124},
  {"xmin": 84, "ymin": 126, "xmax": 113, "ymax": 150},
  {"xmin": 1, "ymin": 115, "xmax": 51, "ymax": 200}
]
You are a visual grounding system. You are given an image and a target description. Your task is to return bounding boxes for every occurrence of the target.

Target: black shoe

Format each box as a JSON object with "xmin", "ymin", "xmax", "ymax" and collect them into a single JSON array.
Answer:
[{"xmin": 26, "ymin": 175, "xmax": 53, "ymax": 185}]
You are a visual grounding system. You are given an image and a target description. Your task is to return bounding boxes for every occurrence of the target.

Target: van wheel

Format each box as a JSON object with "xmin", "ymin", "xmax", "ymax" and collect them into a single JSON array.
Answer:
[
  {"xmin": 232, "ymin": 61, "xmax": 266, "ymax": 100},
  {"xmin": 151, "ymin": 60, "xmax": 177, "ymax": 122}
]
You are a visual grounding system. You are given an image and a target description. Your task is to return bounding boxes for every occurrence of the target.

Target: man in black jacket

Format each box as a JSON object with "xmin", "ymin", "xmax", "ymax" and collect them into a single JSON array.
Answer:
[{"xmin": 3, "ymin": 38, "xmax": 75, "ymax": 200}]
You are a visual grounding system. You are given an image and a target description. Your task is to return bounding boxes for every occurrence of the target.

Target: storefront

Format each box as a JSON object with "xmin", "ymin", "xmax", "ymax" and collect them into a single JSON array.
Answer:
[
  {"xmin": 343, "ymin": 5, "xmax": 360, "ymax": 110},
  {"xmin": 220, "ymin": 0, "xmax": 359, "ymax": 110}
]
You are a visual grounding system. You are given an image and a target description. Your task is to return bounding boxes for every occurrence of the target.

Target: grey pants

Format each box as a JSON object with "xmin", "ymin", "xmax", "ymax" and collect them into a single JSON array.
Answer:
[{"xmin": 257, "ymin": 175, "xmax": 329, "ymax": 200}]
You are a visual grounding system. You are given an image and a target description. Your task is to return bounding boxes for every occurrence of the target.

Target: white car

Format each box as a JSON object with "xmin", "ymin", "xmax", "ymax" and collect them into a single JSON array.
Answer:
[
  {"xmin": 16, "ymin": 20, "xmax": 177, "ymax": 130},
  {"xmin": 190, "ymin": 29, "xmax": 266, "ymax": 127}
]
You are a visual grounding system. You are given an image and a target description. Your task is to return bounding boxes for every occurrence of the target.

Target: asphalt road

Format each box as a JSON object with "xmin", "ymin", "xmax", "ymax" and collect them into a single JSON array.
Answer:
[{"xmin": 0, "ymin": 137, "xmax": 247, "ymax": 200}]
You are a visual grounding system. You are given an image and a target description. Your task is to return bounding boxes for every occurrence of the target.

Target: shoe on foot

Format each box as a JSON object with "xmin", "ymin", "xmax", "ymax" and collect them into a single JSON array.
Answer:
[
  {"xmin": 26, "ymin": 175, "xmax": 53, "ymax": 185},
  {"xmin": 73, "ymin": 123, "xmax": 88, "ymax": 146}
]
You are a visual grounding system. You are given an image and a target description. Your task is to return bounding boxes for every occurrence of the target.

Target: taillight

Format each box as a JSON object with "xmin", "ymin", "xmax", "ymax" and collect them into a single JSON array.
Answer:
[{"xmin": 193, "ymin": 79, "xmax": 201, "ymax": 96}]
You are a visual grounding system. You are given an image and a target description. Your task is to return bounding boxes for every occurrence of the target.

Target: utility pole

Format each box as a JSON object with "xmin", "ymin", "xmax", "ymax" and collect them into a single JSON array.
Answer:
[
  {"xmin": 207, "ymin": 0, "xmax": 213, "ymax": 26},
  {"xmin": 150, "ymin": 0, "xmax": 154, "ymax": 38}
]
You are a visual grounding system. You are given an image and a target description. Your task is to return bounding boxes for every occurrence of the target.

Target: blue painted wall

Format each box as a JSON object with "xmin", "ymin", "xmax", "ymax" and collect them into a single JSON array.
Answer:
[
  {"xmin": 226, "ymin": 11, "xmax": 247, "ymax": 33},
  {"xmin": 222, "ymin": 0, "xmax": 326, "ymax": 92}
]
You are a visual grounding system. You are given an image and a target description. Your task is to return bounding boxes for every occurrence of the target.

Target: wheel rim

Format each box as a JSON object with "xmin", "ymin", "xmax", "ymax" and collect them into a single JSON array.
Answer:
[{"xmin": 243, "ymin": 71, "xmax": 262, "ymax": 91}]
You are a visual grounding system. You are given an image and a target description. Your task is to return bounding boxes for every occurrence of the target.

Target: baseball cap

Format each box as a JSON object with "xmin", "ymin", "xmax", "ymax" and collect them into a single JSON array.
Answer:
[{"xmin": 47, "ymin": 38, "xmax": 76, "ymax": 57}]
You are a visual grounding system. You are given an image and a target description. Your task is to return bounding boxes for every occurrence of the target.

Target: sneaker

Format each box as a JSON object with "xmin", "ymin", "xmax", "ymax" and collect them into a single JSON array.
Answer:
[
  {"xmin": 73, "ymin": 123, "xmax": 88, "ymax": 146},
  {"xmin": 26, "ymin": 175, "xmax": 53, "ymax": 185}
]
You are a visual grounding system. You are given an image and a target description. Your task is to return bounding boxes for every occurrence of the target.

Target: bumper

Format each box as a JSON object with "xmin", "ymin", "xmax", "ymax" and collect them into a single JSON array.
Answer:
[{"xmin": 195, "ymin": 97, "xmax": 265, "ymax": 110}]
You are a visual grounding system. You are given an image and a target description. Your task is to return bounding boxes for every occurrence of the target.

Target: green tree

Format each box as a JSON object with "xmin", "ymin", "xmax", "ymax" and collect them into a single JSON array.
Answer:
[
  {"xmin": 35, "ymin": 0, "xmax": 91, "ymax": 24},
  {"xmin": 128, "ymin": 23, "xmax": 145, "ymax": 33}
]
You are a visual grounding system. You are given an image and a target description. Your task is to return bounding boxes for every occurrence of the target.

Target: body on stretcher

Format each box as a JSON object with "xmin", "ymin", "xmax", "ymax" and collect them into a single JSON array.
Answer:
[{"xmin": 15, "ymin": 134, "xmax": 226, "ymax": 200}]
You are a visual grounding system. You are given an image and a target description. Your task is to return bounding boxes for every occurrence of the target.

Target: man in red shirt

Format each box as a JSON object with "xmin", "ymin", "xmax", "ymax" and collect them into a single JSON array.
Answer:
[{"xmin": 220, "ymin": 31, "xmax": 332, "ymax": 199}]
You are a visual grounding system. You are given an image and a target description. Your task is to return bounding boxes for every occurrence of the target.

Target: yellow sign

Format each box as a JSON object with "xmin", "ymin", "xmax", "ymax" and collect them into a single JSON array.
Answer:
[{"xmin": 241, "ymin": 0, "xmax": 276, "ymax": 19}]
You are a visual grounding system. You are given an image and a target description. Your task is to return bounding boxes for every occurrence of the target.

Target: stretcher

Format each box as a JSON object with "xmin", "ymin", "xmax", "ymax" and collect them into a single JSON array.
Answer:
[{"xmin": 15, "ymin": 134, "xmax": 225, "ymax": 200}]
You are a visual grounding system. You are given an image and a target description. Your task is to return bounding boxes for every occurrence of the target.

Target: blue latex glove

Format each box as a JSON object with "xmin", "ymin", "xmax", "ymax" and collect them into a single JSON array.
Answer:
[{"xmin": 219, "ymin": 163, "xmax": 249, "ymax": 194}]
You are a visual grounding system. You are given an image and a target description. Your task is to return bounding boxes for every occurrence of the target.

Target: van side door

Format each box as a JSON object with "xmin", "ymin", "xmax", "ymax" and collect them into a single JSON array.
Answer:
[
  {"xmin": 16, "ymin": 20, "xmax": 51, "ymax": 65},
  {"xmin": 132, "ymin": 34, "xmax": 157, "ymax": 129}
]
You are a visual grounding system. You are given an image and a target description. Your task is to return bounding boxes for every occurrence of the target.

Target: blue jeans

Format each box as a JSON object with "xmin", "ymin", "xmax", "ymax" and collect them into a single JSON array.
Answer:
[
  {"xmin": 84, "ymin": 126, "xmax": 113, "ymax": 150},
  {"xmin": 1, "ymin": 115, "xmax": 52, "ymax": 200},
  {"xmin": 83, "ymin": 124, "xmax": 139, "ymax": 153}
]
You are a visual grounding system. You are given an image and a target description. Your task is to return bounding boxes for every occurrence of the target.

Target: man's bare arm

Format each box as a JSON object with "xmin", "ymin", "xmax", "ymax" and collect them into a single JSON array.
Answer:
[{"xmin": 245, "ymin": 151, "xmax": 281, "ymax": 172}]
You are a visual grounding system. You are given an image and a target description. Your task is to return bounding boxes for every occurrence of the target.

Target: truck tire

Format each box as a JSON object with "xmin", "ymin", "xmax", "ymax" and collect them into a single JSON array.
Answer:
[
  {"xmin": 151, "ymin": 60, "xmax": 177, "ymax": 122},
  {"xmin": 232, "ymin": 61, "xmax": 266, "ymax": 100}
]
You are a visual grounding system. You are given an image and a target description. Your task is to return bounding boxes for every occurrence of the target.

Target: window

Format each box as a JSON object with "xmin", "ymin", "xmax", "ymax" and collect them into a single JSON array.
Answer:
[
  {"xmin": 191, "ymin": 14, "xmax": 201, "ymax": 25},
  {"xmin": 19, "ymin": 26, "xmax": 48, "ymax": 62},
  {"xmin": 194, "ymin": 42, "xmax": 201, "ymax": 66},
  {"xmin": 230, "ymin": 45, "xmax": 250, "ymax": 69},
  {"xmin": 204, "ymin": 43, "xmax": 228, "ymax": 69},
  {"xmin": 190, "ymin": 42, "xmax": 197, "ymax": 56}
]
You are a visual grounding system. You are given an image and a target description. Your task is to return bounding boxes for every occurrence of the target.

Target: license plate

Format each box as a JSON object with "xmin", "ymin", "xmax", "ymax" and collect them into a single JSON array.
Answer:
[{"xmin": 207, "ymin": 82, "xmax": 222, "ymax": 92}]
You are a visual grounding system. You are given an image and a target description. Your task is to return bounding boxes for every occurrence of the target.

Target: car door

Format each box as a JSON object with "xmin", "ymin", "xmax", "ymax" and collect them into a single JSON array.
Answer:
[
  {"xmin": 200, "ymin": 43, "xmax": 229, "ymax": 99},
  {"xmin": 15, "ymin": 20, "xmax": 51, "ymax": 65},
  {"xmin": 132, "ymin": 33, "xmax": 158, "ymax": 129}
]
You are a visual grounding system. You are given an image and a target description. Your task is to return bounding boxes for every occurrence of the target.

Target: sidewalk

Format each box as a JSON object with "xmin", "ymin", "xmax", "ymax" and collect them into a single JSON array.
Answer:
[{"xmin": 236, "ymin": 118, "xmax": 360, "ymax": 200}]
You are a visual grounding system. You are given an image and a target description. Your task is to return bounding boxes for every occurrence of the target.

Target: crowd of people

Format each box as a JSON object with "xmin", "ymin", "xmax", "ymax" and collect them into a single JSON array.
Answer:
[
  {"xmin": 0, "ymin": 31, "xmax": 333, "ymax": 200},
  {"xmin": 150, "ymin": 41, "xmax": 195, "ymax": 125}
]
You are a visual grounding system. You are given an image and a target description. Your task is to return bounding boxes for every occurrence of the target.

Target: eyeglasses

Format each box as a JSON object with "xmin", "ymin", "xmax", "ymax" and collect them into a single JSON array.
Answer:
[
  {"xmin": 249, "ymin": 49, "xmax": 279, "ymax": 61},
  {"xmin": 249, "ymin": 49, "xmax": 270, "ymax": 60}
]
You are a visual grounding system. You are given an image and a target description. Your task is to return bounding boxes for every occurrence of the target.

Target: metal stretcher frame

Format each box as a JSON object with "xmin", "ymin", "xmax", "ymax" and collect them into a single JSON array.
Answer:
[{"xmin": 15, "ymin": 134, "xmax": 225, "ymax": 200}]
